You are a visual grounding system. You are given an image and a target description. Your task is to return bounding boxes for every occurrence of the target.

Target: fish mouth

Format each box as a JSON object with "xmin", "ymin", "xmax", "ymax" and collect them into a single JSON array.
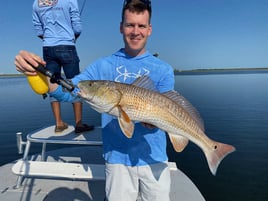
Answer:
[
  {"xmin": 77, "ymin": 89, "xmax": 86, "ymax": 100},
  {"xmin": 77, "ymin": 84, "xmax": 90, "ymax": 100},
  {"xmin": 77, "ymin": 82, "xmax": 99, "ymax": 102},
  {"xmin": 77, "ymin": 90, "xmax": 84, "ymax": 98}
]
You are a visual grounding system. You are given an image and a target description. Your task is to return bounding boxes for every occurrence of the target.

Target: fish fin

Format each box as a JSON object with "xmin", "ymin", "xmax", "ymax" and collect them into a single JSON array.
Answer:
[
  {"xmin": 168, "ymin": 133, "xmax": 189, "ymax": 152},
  {"xmin": 163, "ymin": 90, "xmax": 205, "ymax": 131},
  {"xmin": 204, "ymin": 141, "xmax": 236, "ymax": 175},
  {"xmin": 118, "ymin": 105, "xmax": 134, "ymax": 138},
  {"xmin": 132, "ymin": 76, "xmax": 156, "ymax": 91}
]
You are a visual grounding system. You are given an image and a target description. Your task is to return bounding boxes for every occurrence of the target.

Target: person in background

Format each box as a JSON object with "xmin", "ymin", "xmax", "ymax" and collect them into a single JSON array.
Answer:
[
  {"xmin": 32, "ymin": 0, "xmax": 93, "ymax": 133},
  {"xmin": 15, "ymin": 0, "xmax": 174, "ymax": 200}
]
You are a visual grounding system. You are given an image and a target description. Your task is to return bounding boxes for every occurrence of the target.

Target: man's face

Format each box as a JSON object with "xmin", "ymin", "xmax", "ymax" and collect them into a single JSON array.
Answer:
[{"xmin": 120, "ymin": 9, "xmax": 152, "ymax": 57}]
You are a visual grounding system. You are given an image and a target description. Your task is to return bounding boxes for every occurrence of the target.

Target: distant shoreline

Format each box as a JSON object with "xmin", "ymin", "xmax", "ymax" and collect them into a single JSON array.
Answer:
[
  {"xmin": 1, "ymin": 67, "xmax": 268, "ymax": 77},
  {"xmin": 174, "ymin": 67, "xmax": 268, "ymax": 75},
  {"xmin": 0, "ymin": 74, "xmax": 24, "ymax": 77}
]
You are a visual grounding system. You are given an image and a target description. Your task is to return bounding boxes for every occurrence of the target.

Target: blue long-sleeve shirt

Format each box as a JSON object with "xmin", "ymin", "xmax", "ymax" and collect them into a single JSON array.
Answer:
[
  {"xmin": 32, "ymin": 0, "xmax": 82, "ymax": 46},
  {"xmin": 50, "ymin": 49, "xmax": 175, "ymax": 166}
]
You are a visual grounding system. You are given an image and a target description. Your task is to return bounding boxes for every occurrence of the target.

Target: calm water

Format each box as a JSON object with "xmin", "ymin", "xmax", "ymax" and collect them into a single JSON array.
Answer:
[{"xmin": 0, "ymin": 74, "xmax": 267, "ymax": 201}]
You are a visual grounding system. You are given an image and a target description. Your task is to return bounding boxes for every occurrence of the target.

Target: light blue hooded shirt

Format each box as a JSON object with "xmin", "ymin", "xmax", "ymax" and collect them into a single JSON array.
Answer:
[
  {"xmin": 50, "ymin": 49, "xmax": 175, "ymax": 166},
  {"xmin": 32, "ymin": 0, "xmax": 82, "ymax": 46}
]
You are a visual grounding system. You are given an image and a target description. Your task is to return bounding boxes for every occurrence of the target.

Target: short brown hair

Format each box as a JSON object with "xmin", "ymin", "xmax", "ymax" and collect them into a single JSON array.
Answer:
[{"xmin": 121, "ymin": 0, "xmax": 152, "ymax": 23}]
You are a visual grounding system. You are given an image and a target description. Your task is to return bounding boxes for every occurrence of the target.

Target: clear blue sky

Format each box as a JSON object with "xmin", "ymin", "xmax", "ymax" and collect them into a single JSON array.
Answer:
[{"xmin": 1, "ymin": 0, "xmax": 268, "ymax": 74}]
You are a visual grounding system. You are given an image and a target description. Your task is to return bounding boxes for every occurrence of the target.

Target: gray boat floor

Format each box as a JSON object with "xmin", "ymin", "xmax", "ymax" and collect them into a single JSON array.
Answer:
[{"xmin": 0, "ymin": 142, "xmax": 205, "ymax": 201}]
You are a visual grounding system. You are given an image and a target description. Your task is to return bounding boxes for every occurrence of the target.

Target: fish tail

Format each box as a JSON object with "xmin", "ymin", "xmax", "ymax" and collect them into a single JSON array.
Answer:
[{"xmin": 205, "ymin": 141, "xmax": 235, "ymax": 175}]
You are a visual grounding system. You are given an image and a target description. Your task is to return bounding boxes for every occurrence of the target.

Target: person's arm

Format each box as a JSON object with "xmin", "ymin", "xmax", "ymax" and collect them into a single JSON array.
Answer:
[
  {"xmin": 70, "ymin": 0, "xmax": 82, "ymax": 39},
  {"xmin": 159, "ymin": 67, "xmax": 175, "ymax": 92},
  {"xmin": 49, "ymin": 85, "xmax": 77, "ymax": 102},
  {"xmin": 14, "ymin": 50, "xmax": 76, "ymax": 102},
  {"xmin": 32, "ymin": 3, "xmax": 44, "ymax": 39}
]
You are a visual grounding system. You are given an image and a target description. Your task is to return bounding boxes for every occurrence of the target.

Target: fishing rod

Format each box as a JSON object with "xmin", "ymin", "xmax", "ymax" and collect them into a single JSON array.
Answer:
[{"xmin": 34, "ymin": 64, "xmax": 75, "ymax": 92}]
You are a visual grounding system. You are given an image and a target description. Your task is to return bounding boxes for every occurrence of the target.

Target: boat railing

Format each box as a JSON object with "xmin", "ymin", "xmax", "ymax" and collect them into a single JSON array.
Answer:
[{"xmin": 12, "ymin": 125, "xmax": 104, "ymax": 188}]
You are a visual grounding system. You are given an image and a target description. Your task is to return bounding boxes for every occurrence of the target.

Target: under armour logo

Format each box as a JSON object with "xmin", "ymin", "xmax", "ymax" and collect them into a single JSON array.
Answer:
[{"xmin": 115, "ymin": 66, "xmax": 150, "ymax": 82}]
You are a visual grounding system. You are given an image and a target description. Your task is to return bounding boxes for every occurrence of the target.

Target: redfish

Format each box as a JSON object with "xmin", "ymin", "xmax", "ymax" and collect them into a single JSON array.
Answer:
[{"xmin": 78, "ymin": 76, "xmax": 235, "ymax": 175}]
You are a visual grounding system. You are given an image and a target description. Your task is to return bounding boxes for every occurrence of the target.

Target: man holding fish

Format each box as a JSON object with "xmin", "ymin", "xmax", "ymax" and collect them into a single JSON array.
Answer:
[{"xmin": 15, "ymin": 0, "xmax": 235, "ymax": 200}]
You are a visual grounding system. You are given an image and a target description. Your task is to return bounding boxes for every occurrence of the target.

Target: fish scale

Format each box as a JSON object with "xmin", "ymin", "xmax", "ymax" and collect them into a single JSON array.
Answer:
[{"xmin": 119, "ymin": 84, "xmax": 199, "ymax": 136}]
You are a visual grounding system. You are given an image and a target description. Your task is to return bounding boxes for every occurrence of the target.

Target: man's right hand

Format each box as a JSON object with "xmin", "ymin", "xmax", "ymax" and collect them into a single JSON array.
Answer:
[
  {"xmin": 14, "ymin": 50, "xmax": 59, "ymax": 93},
  {"xmin": 14, "ymin": 50, "xmax": 46, "ymax": 76}
]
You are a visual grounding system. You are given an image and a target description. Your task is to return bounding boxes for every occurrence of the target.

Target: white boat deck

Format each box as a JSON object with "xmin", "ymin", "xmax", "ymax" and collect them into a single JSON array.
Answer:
[{"xmin": 0, "ymin": 126, "xmax": 205, "ymax": 201}]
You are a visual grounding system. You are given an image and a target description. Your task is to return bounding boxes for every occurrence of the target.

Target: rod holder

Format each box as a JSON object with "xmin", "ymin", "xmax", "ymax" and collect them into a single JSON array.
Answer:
[{"xmin": 16, "ymin": 132, "xmax": 26, "ymax": 154}]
